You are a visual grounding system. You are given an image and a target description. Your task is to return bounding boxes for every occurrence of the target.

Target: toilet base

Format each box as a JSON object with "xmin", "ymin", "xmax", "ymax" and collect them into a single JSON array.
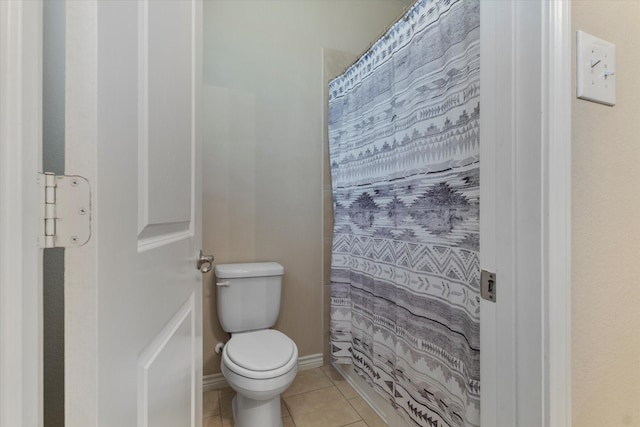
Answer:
[{"xmin": 232, "ymin": 393, "xmax": 283, "ymax": 427}]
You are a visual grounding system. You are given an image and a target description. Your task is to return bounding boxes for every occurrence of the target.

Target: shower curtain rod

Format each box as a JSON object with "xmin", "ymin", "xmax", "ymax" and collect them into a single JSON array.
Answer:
[{"xmin": 338, "ymin": 2, "xmax": 415, "ymax": 77}]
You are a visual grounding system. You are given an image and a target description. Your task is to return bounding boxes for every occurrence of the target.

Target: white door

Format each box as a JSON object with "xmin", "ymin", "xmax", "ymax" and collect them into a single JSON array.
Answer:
[
  {"xmin": 0, "ymin": 2, "xmax": 43, "ymax": 426},
  {"xmin": 64, "ymin": 1, "xmax": 203, "ymax": 426}
]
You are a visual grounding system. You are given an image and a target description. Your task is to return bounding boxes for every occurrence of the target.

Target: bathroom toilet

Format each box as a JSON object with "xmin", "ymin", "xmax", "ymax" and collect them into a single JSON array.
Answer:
[{"xmin": 215, "ymin": 262, "xmax": 298, "ymax": 427}]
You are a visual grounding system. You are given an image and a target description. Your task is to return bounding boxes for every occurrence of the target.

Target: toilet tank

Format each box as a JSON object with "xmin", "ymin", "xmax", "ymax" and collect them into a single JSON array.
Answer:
[{"xmin": 214, "ymin": 262, "xmax": 284, "ymax": 333}]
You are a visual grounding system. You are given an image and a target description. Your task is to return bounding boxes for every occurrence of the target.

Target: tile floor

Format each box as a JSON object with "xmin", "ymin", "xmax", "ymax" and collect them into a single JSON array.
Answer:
[{"xmin": 203, "ymin": 365, "xmax": 386, "ymax": 427}]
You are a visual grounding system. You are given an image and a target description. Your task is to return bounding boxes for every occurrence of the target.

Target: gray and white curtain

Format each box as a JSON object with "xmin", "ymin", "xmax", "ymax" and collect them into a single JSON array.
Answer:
[{"xmin": 328, "ymin": 0, "xmax": 480, "ymax": 425}]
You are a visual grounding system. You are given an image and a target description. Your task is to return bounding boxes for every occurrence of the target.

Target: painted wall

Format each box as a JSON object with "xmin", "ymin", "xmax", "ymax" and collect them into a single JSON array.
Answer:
[
  {"xmin": 202, "ymin": 0, "xmax": 411, "ymax": 376},
  {"xmin": 572, "ymin": 2, "xmax": 640, "ymax": 426}
]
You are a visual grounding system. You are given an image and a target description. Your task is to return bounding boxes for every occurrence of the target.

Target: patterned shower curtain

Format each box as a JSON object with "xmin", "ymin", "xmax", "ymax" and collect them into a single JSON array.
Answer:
[{"xmin": 328, "ymin": 0, "xmax": 480, "ymax": 426}]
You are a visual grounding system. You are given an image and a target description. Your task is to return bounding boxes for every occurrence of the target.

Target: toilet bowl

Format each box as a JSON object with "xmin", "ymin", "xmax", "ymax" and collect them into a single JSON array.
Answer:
[
  {"xmin": 221, "ymin": 330, "xmax": 298, "ymax": 427},
  {"xmin": 214, "ymin": 262, "xmax": 298, "ymax": 427}
]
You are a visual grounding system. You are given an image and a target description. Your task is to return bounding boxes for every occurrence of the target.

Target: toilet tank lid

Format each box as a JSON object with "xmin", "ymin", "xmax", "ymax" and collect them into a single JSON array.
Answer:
[{"xmin": 214, "ymin": 262, "xmax": 284, "ymax": 279}]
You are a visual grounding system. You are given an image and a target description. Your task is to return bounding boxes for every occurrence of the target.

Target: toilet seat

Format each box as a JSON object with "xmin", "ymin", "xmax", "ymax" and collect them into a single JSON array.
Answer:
[
  {"xmin": 226, "ymin": 329, "xmax": 295, "ymax": 371},
  {"xmin": 223, "ymin": 329, "xmax": 298, "ymax": 380}
]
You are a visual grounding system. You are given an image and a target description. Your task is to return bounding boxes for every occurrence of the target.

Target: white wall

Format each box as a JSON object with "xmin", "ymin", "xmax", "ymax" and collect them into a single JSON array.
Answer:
[
  {"xmin": 201, "ymin": 0, "xmax": 412, "ymax": 376},
  {"xmin": 572, "ymin": 2, "xmax": 640, "ymax": 425}
]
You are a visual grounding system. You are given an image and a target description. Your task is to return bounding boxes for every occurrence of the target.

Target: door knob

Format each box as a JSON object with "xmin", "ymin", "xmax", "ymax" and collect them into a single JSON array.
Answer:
[{"xmin": 197, "ymin": 250, "xmax": 214, "ymax": 273}]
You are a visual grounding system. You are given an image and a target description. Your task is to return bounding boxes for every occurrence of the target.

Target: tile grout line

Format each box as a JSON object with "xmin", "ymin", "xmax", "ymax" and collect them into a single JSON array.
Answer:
[{"xmin": 284, "ymin": 382, "xmax": 335, "ymax": 398}]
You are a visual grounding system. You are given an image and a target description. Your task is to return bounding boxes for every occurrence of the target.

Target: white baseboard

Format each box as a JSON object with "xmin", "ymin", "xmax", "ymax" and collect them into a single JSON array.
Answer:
[
  {"xmin": 202, "ymin": 372, "xmax": 227, "ymax": 391},
  {"xmin": 203, "ymin": 353, "xmax": 324, "ymax": 392},
  {"xmin": 296, "ymin": 353, "xmax": 324, "ymax": 371}
]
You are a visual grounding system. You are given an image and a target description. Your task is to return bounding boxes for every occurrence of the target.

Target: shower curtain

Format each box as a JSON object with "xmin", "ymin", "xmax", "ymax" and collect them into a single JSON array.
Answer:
[{"xmin": 328, "ymin": 0, "xmax": 480, "ymax": 426}]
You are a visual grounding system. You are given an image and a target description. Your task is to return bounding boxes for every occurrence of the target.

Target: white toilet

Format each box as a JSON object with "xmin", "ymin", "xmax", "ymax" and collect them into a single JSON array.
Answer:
[{"xmin": 215, "ymin": 262, "xmax": 298, "ymax": 427}]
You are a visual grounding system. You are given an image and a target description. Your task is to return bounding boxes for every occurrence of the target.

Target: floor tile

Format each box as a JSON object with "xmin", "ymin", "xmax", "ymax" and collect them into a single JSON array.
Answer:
[
  {"xmin": 219, "ymin": 387, "xmax": 234, "ymax": 426},
  {"xmin": 284, "ymin": 386, "xmax": 344, "ymax": 416},
  {"xmin": 203, "ymin": 390, "xmax": 220, "ymax": 417},
  {"xmin": 320, "ymin": 364, "xmax": 343, "ymax": 382},
  {"xmin": 285, "ymin": 387, "xmax": 361, "ymax": 427},
  {"xmin": 290, "ymin": 401, "xmax": 361, "ymax": 427},
  {"xmin": 203, "ymin": 415, "xmax": 223, "ymax": 427},
  {"xmin": 348, "ymin": 397, "xmax": 386, "ymax": 427},
  {"xmin": 283, "ymin": 367, "xmax": 333, "ymax": 397},
  {"xmin": 321, "ymin": 365, "xmax": 359, "ymax": 400},
  {"xmin": 281, "ymin": 398, "xmax": 290, "ymax": 417},
  {"xmin": 219, "ymin": 386, "xmax": 235, "ymax": 398},
  {"xmin": 204, "ymin": 366, "xmax": 381, "ymax": 427}
]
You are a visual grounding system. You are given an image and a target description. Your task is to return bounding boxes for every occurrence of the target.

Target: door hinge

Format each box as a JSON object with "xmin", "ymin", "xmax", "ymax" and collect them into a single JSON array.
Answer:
[
  {"xmin": 38, "ymin": 172, "xmax": 91, "ymax": 248},
  {"xmin": 480, "ymin": 269, "xmax": 496, "ymax": 302}
]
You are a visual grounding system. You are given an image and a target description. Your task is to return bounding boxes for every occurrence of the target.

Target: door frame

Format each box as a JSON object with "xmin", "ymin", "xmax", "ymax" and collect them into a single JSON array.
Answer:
[
  {"xmin": 542, "ymin": 2, "xmax": 573, "ymax": 424},
  {"xmin": 480, "ymin": 1, "xmax": 571, "ymax": 426},
  {"xmin": 0, "ymin": 1, "xmax": 572, "ymax": 426},
  {"xmin": 0, "ymin": 1, "xmax": 44, "ymax": 427}
]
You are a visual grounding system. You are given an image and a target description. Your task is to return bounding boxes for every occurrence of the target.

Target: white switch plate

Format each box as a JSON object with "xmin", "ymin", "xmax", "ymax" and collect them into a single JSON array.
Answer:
[{"xmin": 576, "ymin": 30, "xmax": 616, "ymax": 106}]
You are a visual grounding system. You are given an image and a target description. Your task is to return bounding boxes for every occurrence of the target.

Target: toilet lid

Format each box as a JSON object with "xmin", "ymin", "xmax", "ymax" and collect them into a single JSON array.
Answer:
[{"xmin": 226, "ymin": 330, "xmax": 295, "ymax": 372}]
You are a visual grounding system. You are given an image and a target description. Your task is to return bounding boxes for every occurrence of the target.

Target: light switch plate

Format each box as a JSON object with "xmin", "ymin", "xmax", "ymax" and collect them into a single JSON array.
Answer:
[{"xmin": 576, "ymin": 30, "xmax": 616, "ymax": 106}]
